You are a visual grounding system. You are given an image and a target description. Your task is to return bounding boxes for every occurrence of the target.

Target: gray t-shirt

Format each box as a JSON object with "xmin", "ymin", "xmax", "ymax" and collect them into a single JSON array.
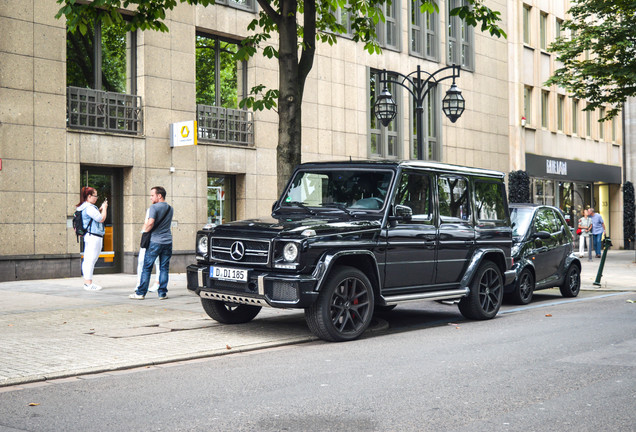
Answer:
[{"xmin": 149, "ymin": 202, "xmax": 173, "ymax": 244}]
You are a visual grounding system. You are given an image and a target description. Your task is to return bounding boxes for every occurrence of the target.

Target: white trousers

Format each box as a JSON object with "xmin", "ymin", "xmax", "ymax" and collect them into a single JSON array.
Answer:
[
  {"xmin": 136, "ymin": 247, "xmax": 161, "ymax": 288},
  {"xmin": 579, "ymin": 235, "xmax": 589, "ymax": 256},
  {"xmin": 82, "ymin": 234, "xmax": 103, "ymax": 281}
]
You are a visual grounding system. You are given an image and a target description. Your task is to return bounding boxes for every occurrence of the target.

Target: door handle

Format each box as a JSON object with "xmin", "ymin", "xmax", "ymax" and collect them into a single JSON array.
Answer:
[{"xmin": 464, "ymin": 240, "xmax": 475, "ymax": 246}]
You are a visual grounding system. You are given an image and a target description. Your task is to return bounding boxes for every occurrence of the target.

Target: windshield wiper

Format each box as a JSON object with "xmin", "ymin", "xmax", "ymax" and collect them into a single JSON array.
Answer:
[
  {"xmin": 320, "ymin": 202, "xmax": 355, "ymax": 217},
  {"xmin": 285, "ymin": 201, "xmax": 316, "ymax": 215}
]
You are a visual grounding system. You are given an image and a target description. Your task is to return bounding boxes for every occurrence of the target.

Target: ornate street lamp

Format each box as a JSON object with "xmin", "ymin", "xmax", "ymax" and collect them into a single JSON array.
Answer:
[
  {"xmin": 373, "ymin": 87, "xmax": 398, "ymax": 127},
  {"xmin": 442, "ymin": 80, "xmax": 465, "ymax": 123},
  {"xmin": 373, "ymin": 65, "xmax": 464, "ymax": 160}
]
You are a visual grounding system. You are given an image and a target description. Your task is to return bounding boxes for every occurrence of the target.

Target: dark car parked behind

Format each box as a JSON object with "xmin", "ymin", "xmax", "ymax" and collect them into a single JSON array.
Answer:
[{"xmin": 506, "ymin": 204, "xmax": 581, "ymax": 304}]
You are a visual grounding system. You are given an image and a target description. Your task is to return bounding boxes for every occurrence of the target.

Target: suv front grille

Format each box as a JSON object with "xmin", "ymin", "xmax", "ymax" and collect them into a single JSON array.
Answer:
[{"xmin": 210, "ymin": 237, "xmax": 270, "ymax": 265}]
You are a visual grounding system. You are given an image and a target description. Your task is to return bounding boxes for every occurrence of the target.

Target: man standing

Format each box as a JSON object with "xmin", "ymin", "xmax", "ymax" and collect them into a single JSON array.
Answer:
[
  {"xmin": 588, "ymin": 207, "xmax": 606, "ymax": 258},
  {"xmin": 130, "ymin": 186, "xmax": 173, "ymax": 300}
]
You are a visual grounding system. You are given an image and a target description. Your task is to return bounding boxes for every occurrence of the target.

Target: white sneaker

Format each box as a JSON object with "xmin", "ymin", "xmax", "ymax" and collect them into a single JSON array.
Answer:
[
  {"xmin": 83, "ymin": 284, "xmax": 102, "ymax": 291},
  {"xmin": 129, "ymin": 293, "xmax": 145, "ymax": 300},
  {"xmin": 149, "ymin": 283, "xmax": 160, "ymax": 292}
]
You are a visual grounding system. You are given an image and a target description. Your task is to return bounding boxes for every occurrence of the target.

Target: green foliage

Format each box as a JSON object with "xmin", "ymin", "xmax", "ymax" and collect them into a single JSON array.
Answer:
[
  {"xmin": 58, "ymin": 0, "xmax": 506, "ymax": 109},
  {"xmin": 546, "ymin": 0, "xmax": 636, "ymax": 121}
]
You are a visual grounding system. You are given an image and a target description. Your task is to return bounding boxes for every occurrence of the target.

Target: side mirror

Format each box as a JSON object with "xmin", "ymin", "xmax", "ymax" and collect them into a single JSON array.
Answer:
[
  {"xmin": 534, "ymin": 230, "xmax": 551, "ymax": 240},
  {"xmin": 394, "ymin": 204, "xmax": 413, "ymax": 221}
]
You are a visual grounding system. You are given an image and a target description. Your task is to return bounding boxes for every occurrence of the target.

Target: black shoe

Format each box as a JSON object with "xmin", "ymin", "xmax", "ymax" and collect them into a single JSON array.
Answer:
[{"xmin": 596, "ymin": 255, "xmax": 601, "ymax": 258}]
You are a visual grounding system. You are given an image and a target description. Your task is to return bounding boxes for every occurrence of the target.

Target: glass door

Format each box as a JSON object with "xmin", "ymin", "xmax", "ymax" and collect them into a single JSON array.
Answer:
[{"xmin": 80, "ymin": 167, "xmax": 123, "ymax": 273}]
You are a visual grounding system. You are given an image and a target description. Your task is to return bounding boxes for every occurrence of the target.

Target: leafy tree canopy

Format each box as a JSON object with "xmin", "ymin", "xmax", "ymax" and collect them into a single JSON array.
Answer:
[{"xmin": 546, "ymin": 0, "xmax": 636, "ymax": 120}]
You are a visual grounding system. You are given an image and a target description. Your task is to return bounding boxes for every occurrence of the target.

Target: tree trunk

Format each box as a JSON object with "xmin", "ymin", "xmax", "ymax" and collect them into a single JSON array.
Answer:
[{"xmin": 275, "ymin": 1, "xmax": 302, "ymax": 195}]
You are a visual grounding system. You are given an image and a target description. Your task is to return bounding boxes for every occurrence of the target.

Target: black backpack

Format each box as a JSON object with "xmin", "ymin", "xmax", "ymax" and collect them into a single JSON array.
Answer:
[{"xmin": 72, "ymin": 209, "xmax": 93, "ymax": 243}]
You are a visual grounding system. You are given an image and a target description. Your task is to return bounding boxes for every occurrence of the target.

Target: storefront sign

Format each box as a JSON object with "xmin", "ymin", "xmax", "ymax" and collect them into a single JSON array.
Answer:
[
  {"xmin": 526, "ymin": 154, "xmax": 621, "ymax": 184},
  {"xmin": 546, "ymin": 159, "xmax": 567, "ymax": 176},
  {"xmin": 170, "ymin": 121, "xmax": 197, "ymax": 147}
]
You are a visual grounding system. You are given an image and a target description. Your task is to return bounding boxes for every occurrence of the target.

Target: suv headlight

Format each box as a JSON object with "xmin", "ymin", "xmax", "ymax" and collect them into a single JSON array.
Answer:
[
  {"xmin": 283, "ymin": 242, "xmax": 299, "ymax": 262},
  {"xmin": 197, "ymin": 235, "xmax": 208, "ymax": 255}
]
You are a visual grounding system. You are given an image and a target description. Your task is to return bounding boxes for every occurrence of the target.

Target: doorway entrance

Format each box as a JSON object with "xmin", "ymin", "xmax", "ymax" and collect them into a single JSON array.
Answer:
[{"xmin": 80, "ymin": 166, "xmax": 123, "ymax": 274}]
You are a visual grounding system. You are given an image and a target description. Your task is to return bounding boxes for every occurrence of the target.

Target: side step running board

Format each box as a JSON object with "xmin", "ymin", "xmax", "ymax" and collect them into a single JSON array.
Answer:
[{"xmin": 383, "ymin": 288, "xmax": 469, "ymax": 305}]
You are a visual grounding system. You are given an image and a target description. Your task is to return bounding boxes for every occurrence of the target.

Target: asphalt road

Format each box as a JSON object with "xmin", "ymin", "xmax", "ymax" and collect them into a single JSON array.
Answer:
[{"xmin": 1, "ymin": 290, "xmax": 635, "ymax": 432}]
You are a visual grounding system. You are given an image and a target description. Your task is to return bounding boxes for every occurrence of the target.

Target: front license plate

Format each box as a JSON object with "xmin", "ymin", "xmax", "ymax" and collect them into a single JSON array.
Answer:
[{"xmin": 210, "ymin": 266, "xmax": 248, "ymax": 283}]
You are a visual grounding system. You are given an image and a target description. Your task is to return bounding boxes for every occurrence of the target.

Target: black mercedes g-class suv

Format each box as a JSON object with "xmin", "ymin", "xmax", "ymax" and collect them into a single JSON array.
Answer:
[{"xmin": 187, "ymin": 161, "xmax": 515, "ymax": 341}]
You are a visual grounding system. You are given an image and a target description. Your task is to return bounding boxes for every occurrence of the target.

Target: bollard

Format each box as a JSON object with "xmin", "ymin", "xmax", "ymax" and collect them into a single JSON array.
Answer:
[{"xmin": 593, "ymin": 236, "xmax": 612, "ymax": 286}]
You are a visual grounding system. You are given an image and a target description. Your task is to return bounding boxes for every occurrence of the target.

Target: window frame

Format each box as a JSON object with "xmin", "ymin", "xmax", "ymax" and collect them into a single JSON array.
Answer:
[
  {"xmin": 395, "ymin": 171, "xmax": 434, "ymax": 224},
  {"xmin": 557, "ymin": 95, "xmax": 564, "ymax": 131},
  {"xmin": 410, "ymin": 82, "xmax": 440, "ymax": 161},
  {"xmin": 447, "ymin": 0, "xmax": 474, "ymax": 70},
  {"xmin": 539, "ymin": 12, "xmax": 548, "ymax": 50},
  {"xmin": 541, "ymin": 90, "xmax": 549, "ymax": 129},
  {"xmin": 523, "ymin": 86, "xmax": 533, "ymax": 126},
  {"xmin": 523, "ymin": 4, "xmax": 531, "ymax": 46},
  {"xmin": 215, "ymin": 0, "xmax": 257, "ymax": 13},
  {"xmin": 572, "ymin": 98, "xmax": 579, "ymax": 135},
  {"xmin": 409, "ymin": 0, "xmax": 439, "ymax": 60},
  {"xmin": 376, "ymin": 0, "xmax": 401, "ymax": 51}
]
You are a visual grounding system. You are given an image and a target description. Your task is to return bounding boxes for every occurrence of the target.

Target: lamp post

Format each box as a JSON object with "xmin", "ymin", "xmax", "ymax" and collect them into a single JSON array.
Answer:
[{"xmin": 373, "ymin": 65, "xmax": 465, "ymax": 160}]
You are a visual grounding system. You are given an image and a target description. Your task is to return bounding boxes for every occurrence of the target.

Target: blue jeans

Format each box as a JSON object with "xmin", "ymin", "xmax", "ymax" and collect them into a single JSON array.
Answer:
[
  {"xmin": 136, "ymin": 242, "xmax": 172, "ymax": 296},
  {"xmin": 592, "ymin": 233, "xmax": 603, "ymax": 256}
]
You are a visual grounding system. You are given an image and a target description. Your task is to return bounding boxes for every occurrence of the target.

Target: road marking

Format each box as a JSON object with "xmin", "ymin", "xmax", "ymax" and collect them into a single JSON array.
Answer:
[{"xmin": 500, "ymin": 292, "xmax": 630, "ymax": 315}]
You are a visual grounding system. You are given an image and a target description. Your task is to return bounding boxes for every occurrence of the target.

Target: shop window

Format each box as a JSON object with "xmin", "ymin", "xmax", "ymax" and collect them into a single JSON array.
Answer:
[
  {"xmin": 532, "ymin": 178, "xmax": 555, "ymax": 206},
  {"xmin": 207, "ymin": 175, "xmax": 236, "ymax": 225},
  {"xmin": 370, "ymin": 69, "xmax": 400, "ymax": 158}
]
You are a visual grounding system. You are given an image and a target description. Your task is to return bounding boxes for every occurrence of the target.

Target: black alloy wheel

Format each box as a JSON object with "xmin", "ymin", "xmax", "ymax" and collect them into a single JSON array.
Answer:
[
  {"xmin": 512, "ymin": 268, "xmax": 535, "ymax": 305},
  {"xmin": 559, "ymin": 265, "xmax": 581, "ymax": 298},
  {"xmin": 305, "ymin": 266, "xmax": 375, "ymax": 342},
  {"xmin": 458, "ymin": 260, "xmax": 504, "ymax": 320},
  {"xmin": 201, "ymin": 298, "xmax": 262, "ymax": 324}
]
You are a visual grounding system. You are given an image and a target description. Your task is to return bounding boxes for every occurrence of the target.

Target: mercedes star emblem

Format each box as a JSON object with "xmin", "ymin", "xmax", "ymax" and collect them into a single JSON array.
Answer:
[{"xmin": 230, "ymin": 241, "xmax": 245, "ymax": 261}]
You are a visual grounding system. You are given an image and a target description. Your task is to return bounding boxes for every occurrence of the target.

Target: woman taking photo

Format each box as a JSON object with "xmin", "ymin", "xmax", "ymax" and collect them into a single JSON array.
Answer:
[{"xmin": 76, "ymin": 186, "xmax": 108, "ymax": 291}]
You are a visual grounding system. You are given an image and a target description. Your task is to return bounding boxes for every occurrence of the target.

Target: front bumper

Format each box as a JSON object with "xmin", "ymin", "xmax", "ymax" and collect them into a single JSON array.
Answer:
[{"xmin": 186, "ymin": 264, "xmax": 319, "ymax": 308}]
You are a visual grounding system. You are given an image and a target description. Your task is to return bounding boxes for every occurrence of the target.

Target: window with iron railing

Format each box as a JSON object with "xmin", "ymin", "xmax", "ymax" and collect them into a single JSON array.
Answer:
[
  {"xmin": 67, "ymin": 86, "xmax": 142, "ymax": 134},
  {"xmin": 197, "ymin": 104, "xmax": 254, "ymax": 146}
]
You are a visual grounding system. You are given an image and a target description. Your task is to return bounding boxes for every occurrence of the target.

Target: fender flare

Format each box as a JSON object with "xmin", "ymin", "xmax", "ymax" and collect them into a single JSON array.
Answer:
[
  {"xmin": 459, "ymin": 248, "xmax": 509, "ymax": 288},
  {"xmin": 312, "ymin": 250, "xmax": 381, "ymax": 294}
]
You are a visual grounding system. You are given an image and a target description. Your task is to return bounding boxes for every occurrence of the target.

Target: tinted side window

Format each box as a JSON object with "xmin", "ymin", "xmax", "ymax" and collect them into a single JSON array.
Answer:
[
  {"xmin": 438, "ymin": 176, "xmax": 471, "ymax": 222},
  {"xmin": 534, "ymin": 208, "xmax": 557, "ymax": 233},
  {"xmin": 474, "ymin": 181, "xmax": 506, "ymax": 224},
  {"xmin": 395, "ymin": 172, "xmax": 432, "ymax": 223}
]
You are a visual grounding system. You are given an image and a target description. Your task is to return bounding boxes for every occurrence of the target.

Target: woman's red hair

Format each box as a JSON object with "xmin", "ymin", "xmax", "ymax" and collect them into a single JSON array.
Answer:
[{"xmin": 76, "ymin": 186, "xmax": 96, "ymax": 207}]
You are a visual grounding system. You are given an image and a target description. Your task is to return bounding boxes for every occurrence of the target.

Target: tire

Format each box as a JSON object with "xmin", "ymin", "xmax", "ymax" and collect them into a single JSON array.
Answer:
[
  {"xmin": 201, "ymin": 298, "xmax": 261, "ymax": 324},
  {"xmin": 559, "ymin": 265, "xmax": 581, "ymax": 298},
  {"xmin": 511, "ymin": 268, "xmax": 535, "ymax": 305},
  {"xmin": 458, "ymin": 260, "xmax": 504, "ymax": 320},
  {"xmin": 305, "ymin": 266, "xmax": 375, "ymax": 342}
]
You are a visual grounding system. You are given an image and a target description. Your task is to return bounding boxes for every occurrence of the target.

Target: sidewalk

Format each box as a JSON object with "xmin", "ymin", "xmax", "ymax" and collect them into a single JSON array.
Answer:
[{"xmin": 1, "ymin": 250, "xmax": 634, "ymax": 388}]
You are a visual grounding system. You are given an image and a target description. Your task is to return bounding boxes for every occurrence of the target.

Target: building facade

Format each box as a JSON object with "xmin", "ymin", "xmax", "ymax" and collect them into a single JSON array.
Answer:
[
  {"xmin": 507, "ymin": 0, "xmax": 625, "ymax": 245},
  {"xmin": 0, "ymin": 0, "xmax": 625, "ymax": 281}
]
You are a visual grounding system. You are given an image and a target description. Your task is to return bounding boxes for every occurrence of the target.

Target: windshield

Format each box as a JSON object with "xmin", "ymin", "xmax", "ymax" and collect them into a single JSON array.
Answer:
[
  {"xmin": 510, "ymin": 207, "xmax": 534, "ymax": 239},
  {"xmin": 280, "ymin": 169, "xmax": 394, "ymax": 211}
]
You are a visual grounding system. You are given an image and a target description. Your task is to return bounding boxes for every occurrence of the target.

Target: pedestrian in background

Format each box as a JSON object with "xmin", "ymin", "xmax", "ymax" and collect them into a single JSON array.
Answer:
[
  {"xmin": 76, "ymin": 186, "xmax": 107, "ymax": 291},
  {"xmin": 135, "ymin": 207, "xmax": 161, "ymax": 293},
  {"xmin": 588, "ymin": 207, "xmax": 606, "ymax": 258},
  {"xmin": 577, "ymin": 208, "xmax": 592, "ymax": 257},
  {"xmin": 130, "ymin": 186, "xmax": 173, "ymax": 300}
]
